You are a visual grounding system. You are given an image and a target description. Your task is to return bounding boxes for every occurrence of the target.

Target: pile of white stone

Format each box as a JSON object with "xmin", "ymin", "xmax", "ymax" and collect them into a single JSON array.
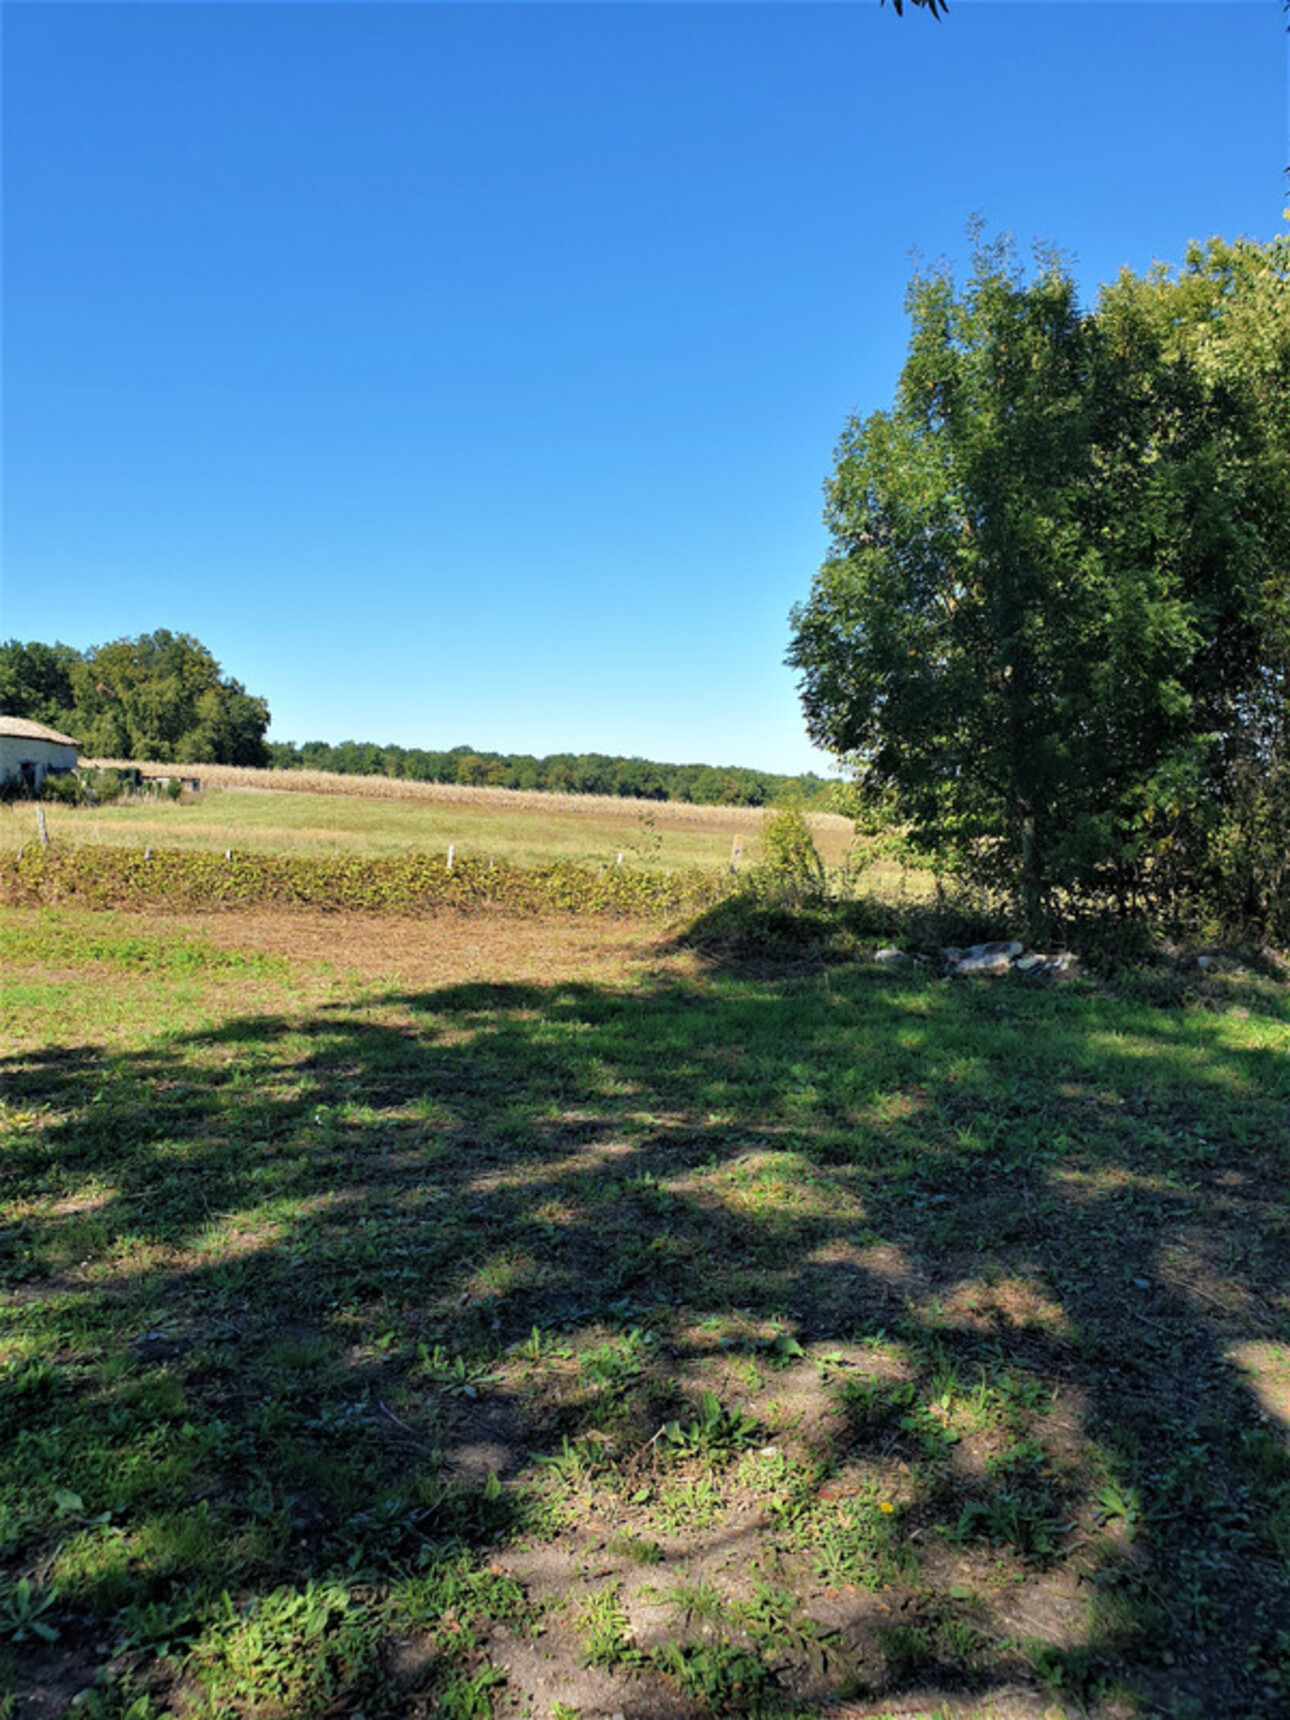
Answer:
[{"xmin": 872, "ymin": 940, "xmax": 1075, "ymax": 977}]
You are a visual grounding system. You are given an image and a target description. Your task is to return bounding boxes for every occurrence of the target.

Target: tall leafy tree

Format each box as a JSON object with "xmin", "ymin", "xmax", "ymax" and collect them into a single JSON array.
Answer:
[
  {"xmin": 1109, "ymin": 236, "xmax": 1290, "ymax": 933},
  {"xmin": 788, "ymin": 231, "xmax": 1289, "ymax": 937},
  {"xmin": 68, "ymin": 631, "xmax": 271, "ymax": 765},
  {"xmin": 0, "ymin": 640, "xmax": 80, "ymax": 731}
]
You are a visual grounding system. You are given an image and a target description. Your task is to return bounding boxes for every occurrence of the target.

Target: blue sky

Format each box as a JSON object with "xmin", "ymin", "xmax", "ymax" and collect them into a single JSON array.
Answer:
[{"xmin": 3, "ymin": 1, "xmax": 1285, "ymax": 775}]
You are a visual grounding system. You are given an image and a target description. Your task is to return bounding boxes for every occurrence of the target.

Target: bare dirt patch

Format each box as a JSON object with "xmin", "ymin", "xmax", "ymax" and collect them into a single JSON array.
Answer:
[{"xmin": 122, "ymin": 905, "xmax": 686, "ymax": 989}]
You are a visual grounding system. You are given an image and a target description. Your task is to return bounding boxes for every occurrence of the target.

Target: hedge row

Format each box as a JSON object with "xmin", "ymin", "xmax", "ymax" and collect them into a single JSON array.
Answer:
[{"xmin": 0, "ymin": 846, "xmax": 735, "ymax": 919}]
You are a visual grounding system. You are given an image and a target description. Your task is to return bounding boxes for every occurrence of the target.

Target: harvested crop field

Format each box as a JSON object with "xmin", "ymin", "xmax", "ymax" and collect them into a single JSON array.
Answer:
[
  {"xmin": 2, "ymin": 899, "xmax": 1287, "ymax": 1720},
  {"xmin": 14, "ymin": 768, "xmax": 856, "ymax": 872}
]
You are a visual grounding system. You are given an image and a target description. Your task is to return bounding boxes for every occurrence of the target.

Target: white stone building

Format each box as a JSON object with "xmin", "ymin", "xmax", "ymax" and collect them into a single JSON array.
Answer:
[{"xmin": 0, "ymin": 716, "xmax": 80, "ymax": 791}]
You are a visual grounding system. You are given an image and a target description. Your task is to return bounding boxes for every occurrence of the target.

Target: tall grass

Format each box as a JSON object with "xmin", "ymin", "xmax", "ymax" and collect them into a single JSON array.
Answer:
[{"xmin": 7, "ymin": 773, "xmax": 857, "ymax": 871}]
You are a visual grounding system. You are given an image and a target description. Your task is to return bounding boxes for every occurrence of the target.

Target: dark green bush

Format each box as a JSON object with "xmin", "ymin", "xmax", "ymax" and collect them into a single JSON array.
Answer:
[{"xmin": 37, "ymin": 772, "xmax": 83, "ymax": 806}]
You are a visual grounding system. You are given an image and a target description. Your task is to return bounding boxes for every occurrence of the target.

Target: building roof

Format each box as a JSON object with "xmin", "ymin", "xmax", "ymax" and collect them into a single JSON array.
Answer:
[{"xmin": 0, "ymin": 715, "xmax": 80, "ymax": 747}]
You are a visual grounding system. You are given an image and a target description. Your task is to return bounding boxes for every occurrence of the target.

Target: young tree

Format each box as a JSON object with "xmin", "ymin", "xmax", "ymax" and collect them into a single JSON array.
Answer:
[{"xmin": 788, "ymin": 232, "xmax": 1289, "ymax": 937}]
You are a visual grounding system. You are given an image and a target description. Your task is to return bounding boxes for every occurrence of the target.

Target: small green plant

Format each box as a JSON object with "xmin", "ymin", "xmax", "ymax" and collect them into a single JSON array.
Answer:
[
  {"xmin": 519, "ymin": 1324, "xmax": 546, "ymax": 1362},
  {"xmin": 1025, "ymin": 1640, "xmax": 1115, "ymax": 1705},
  {"xmin": 577, "ymin": 1586, "xmax": 642, "ymax": 1670},
  {"xmin": 607, "ymin": 1531, "xmax": 664, "ymax": 1564},
  {"xmin": 435, "ymin": 1665, "xmax": 507, "ymax": 1719},
  {"xmin": 190, "ymin": 1582, "xmax": 378, "ymax": 1713},
  {"xmin": 580, "ymin": 1326, "xmax": 657, "ymax": 1389},
  {"xmin": 114, "ymin": 1596, "xmax": 201, "ymax": 1658},
  {"xmin": 985, "ymin": 1436, "xmax": 1047, "ymax": 1479},
  {"xmin": 67, "ymin": 1682, "xmax": 162, "ymax": 1720},
  {"xmin": 953, "ymin": 1492, "xmax": 1061, "ymax": 1559},
  {"xmin": 0, "ymin": 1577, "xmax": 59, "ymax": 1643},
  {"xmin": 752, "ymin": 1332, "xmax": 805, "ymax": 1369},
  {"xmin": 807, "ymin": 1495, "xmax": 910, "ymax": 1590},
  {"xmin": 843, "ymin": 1375, "xmax": 960, "ymax": 1457},
  {"xmin": 1093, "ymin": 1481, "xmax": 1142, "ymax": 1539},
  {"xmin": 652, "ymin": 1474, "xmax": 726, "ymax": 1532},
  {"xmin": 655, "ymin": 1641, "xmax": 777, "ymax": 1714},
  {"xmin": 663, "ymin": 1392, "xmax": 759, "ymax": 1457},
  {"xmin": 392, "ymin": 1549, "xmax": 526, "ymax": 1634},
  {"xmin": 535, "ymin": 1435, "xmax": 606, "ymax": 1487},
  {"xmin": 966, "ymin": 1363, "xmax": 1052, "ymax": 1428},
  {"xmin": 416, "ymin": 1342, "xmax": 499, "ymax": 1397},
  {"xmin": 660, "ymin": 1577, "xmax": 729, "ymax": 1629},
  {"xmin": 734, "ymin": 1584, "xmax": 841, "ymax": 1674}
]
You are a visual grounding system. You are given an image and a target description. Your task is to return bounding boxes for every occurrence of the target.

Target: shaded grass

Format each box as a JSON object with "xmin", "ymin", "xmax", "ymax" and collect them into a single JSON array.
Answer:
[{"xmin": 1, "ymin": 905, "xmax": 1287, "ymax": 1718}]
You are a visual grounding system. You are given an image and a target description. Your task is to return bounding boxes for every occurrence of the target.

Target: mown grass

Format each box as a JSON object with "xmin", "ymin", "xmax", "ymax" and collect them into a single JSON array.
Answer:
[
  {"xmin": 1, "ymin": 786, "xmax": 857, "ymax": 874},
  {"xmin": 1, "ymin": 903, "xmax": 1287, "ymax": 1719}
]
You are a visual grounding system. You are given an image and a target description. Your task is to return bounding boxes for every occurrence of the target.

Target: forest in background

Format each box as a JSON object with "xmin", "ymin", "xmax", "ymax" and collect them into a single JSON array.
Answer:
[
  {"xmin": 0, "ymin": 633, "xmax": 832, "ymax": 808},
  {"xmin": 263, "ymin": 738, "xmax": 830, "ymax": 807}
]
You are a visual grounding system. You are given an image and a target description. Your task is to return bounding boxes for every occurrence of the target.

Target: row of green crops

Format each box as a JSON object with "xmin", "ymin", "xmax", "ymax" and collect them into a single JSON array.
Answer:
[{"xmin": 0, "ymin": 845, "xmax": 735, "ymax": 918}]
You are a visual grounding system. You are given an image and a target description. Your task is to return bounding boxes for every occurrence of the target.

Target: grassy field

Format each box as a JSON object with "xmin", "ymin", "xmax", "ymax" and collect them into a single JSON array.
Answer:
[
  {"xmin": 2, "ymin": 897, "xmax": 1287, "ymax": 1720},
  {"xmin": 1, "ymin": 780, "xmax": 857, "ymax": 874}
]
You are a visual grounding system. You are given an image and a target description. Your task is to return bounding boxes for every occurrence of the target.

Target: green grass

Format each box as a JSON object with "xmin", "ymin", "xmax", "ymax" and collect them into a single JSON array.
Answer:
[{"xmin": 1, "ymin": 904, "xmax": 1287, "ymax": 1718}]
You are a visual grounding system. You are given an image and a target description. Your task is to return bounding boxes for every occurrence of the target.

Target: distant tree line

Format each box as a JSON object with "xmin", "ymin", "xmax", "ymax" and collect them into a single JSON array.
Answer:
[
  {"xmin": 0, "ymin": 631, "xmax": 272, "ymax": 767},
  {"xmin": 266, "ymin": 738, "xmax": 832, "ymax": 808},
  {"xmin": 0, "ymin": 631, "xmax": 831, "ymax": 807}
]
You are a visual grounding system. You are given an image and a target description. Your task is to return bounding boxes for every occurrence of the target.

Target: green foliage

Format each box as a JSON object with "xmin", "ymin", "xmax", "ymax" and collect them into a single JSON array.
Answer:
[
  {"xmin": 1, "ymin": 631, "xmax": 270, "ymax": 768},
  {"xmin": 34, "ymin": 768, "xmax": 130, "ymax": 808},
  {"xmin": 789, "ymin": 229, "xmax": 1290, "ymax": 941},
  {"xmin": 0, "ymin": 641, "xmax": 79, "ymax": 732},
  {"xmin": 0, "ymin": 1577, "xmax": 60, "ymax": 1644},
  {"xmin": 654, "ymin": 1640, "xmax": 778, "ymax": 1713},
  {"xmin": 189, "ymin": 1584, "xmax": 378, "ymax": 1714},
  {"xmin": 35, "ymin": 772, "xmax": 83, "ymax": 806},
  {"xmin": 757, "ymin": 805, "xmax": 825, "ymax": 894},
  {"xmin": 576, "ymin": 1586, "xmax": 642, "ymax": 1670},
  {"xmin": 606, "ymin": 1531, "xmax": 664, "ymax": 1564},
  {"xmin": 267, "ymin": 736, "xmax": 830, "ymax": 809},
  {"xmin": 0, "ymin": 844, "xmax": 731, "ymax": 918},
  {"xmin": 663, "ymin": 1392, "xmax": 760, "ymax": 1456},
  {"xmin": 952, "ymin": 1492, "xmax": 1062, "ymax": 1559}
]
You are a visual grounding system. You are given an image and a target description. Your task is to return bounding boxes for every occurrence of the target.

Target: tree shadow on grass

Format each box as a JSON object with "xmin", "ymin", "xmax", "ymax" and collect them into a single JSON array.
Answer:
[{"xmin": 1, "ymin": 946, "xmax": 1287, "ymax": 1716}]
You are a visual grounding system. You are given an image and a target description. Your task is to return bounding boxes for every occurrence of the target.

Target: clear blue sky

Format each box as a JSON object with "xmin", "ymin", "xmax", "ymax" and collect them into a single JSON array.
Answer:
[{"xmin": 3, "ymin": 1, "xmax": 1285, "ymax": 775}]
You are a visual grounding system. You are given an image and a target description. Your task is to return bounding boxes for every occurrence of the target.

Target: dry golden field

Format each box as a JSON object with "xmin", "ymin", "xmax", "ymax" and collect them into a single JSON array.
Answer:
[{"xmin": 7, "ymin": 763, "xmax": 858, "ymax": 871}]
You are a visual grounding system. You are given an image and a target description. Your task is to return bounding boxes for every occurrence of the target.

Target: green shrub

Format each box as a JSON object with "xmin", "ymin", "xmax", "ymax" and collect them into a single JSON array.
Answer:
[
  {"xmin": 759, "ymin": 806, "xmax": 825, "ymax": 894},
  {"xmin": 84, "ymin": 769, "xmax": 128, "ymax": 805},
  {"xmin": 38, "ymin": 772, "xmax": 84, "ymax": 806},
  {"xmin": 0, "ymin": 845, "xmax": 732, "ymax": 920}
]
